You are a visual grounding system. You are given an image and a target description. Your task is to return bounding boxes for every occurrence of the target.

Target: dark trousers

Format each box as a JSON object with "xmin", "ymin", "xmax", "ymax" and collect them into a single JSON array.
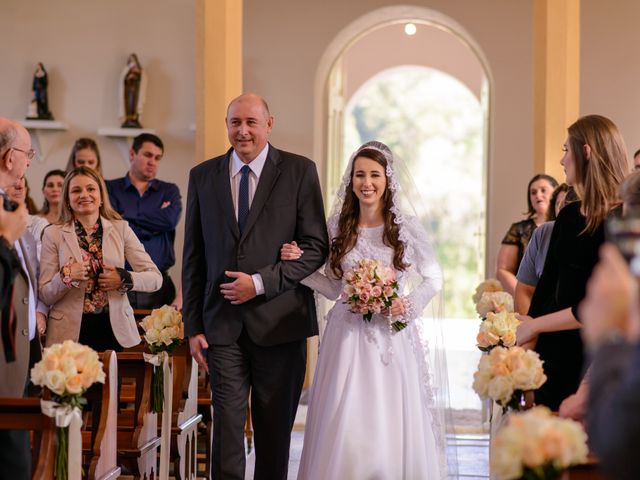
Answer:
[
  {"xmin": 128, "ymin": 271, "xmax": 176, "ymax": 310},
  {"xmin": 207, "ymin": 328, "xmax": 306, "ymax": 480}
]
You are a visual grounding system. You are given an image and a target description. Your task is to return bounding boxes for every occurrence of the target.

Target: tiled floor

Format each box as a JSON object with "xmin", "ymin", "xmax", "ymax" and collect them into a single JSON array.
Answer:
[{"xmin": 245, "ymin": 424, "xmax": 490, "ymax": 479}]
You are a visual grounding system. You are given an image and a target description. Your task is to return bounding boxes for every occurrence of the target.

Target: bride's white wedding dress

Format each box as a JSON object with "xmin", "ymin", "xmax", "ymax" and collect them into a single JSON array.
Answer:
[{"xmin": 297, "ymin": 217, "xmax": 448, "ymax": 480}]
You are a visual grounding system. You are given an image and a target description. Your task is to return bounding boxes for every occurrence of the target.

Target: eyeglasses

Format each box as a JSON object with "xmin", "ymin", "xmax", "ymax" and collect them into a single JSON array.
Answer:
[{"xmin": 10, "ymin": 147, "xmax": 37, "ymax": 161}]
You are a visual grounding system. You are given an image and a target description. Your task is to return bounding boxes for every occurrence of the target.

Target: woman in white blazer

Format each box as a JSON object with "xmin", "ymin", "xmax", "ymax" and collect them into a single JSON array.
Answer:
[{"xmin": 39, "ymin": 167, "xmax": 162, "ymax": 351}]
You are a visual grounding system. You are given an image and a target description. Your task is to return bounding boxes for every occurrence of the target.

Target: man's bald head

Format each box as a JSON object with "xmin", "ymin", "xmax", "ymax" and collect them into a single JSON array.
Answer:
[
  {"xmin": 0, "ymin": 118, "xmax": 32, "ymax": 188},
  {"xmin": 227, "ymin": 93, "xmax": 271, "ymax": 119},
  {"xmin": 0, "ymin": 118, "xmax": 21, "ymax": 157}
]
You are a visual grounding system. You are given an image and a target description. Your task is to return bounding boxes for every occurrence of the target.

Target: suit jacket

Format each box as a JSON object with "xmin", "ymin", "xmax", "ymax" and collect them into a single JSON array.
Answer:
[
  {"xmin": 182, "ymin": 145, "xmax": 328, "ymax": 346},
  {"xmin": 0, "ymin": 237, "xmax": 38, "ymax": 397},
  {"xmin": 588, "ymin": 341, "xmax": 640, "ymax": 480},
  {"xmin": 39, "ymin": 217, "xmax": 162, "ymax": 348}
]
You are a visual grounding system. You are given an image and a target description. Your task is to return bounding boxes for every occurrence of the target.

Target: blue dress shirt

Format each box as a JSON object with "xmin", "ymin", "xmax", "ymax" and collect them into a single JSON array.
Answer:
[{"xmin": 107, "ymin": 174, "xmax": 182, "ymax": 272}]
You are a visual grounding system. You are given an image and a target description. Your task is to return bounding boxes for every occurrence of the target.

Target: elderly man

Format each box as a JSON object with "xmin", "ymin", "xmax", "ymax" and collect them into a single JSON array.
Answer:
[
  {"xmin": 0, "ymin": 117, "xmax": 37, "ymax": 480},
  {"xmin": 183, "ymin": 93, "xmax": 328, "ymax": 479}
]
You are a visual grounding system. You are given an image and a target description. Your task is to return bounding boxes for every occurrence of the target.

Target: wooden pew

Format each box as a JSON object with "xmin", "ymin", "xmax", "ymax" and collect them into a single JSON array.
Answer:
[
  {"xmin": 562, "ymin": 455, "xmax": 610, "ymax": 479},
  {"xmin": 197, "ymin": 369, "xmax": 213, "ymax": 480},
  {"xmin": 0, "ymin": 397, "xmax": 56, "ymax": 479},
  {"xmin": 166, "ymin": 342, "xmax": 202, "ymax": 480},
  {"xmin": 82, "ymin": 350, "xmax": 121, "ymax": 480},
  {"xmin": 117, "ymin": 350, "xmax": 161, "ymax": 479}
]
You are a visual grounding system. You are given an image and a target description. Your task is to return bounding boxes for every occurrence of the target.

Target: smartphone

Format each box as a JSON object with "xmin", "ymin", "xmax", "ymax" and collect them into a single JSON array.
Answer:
[{"xmin": 2, "ymin": 195, "xmax": 18, "ymax": 212}]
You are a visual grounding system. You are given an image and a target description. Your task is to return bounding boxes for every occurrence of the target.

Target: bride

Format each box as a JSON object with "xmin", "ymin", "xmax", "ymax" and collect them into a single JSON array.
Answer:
[{"xmin": 281, "ymin": 141, "xmax": 453, "ymax": 479}]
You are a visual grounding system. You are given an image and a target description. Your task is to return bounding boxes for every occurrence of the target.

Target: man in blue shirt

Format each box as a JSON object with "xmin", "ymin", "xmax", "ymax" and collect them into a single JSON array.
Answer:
[{"xmin": 107, "ymin": 133, "xmax": 181, "ymax": 309}]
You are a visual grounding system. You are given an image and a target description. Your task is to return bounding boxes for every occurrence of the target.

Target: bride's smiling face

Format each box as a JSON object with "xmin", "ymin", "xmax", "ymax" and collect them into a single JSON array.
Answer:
[{"xmin": 352, "ymin": 156, "xmax": 387, "ymax": 208}]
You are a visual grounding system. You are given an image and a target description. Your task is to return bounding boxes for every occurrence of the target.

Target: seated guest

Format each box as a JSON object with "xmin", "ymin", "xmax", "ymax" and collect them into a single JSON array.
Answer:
[
  {"xmin": 65, "ymin": 137, "xmax": 103, "ymax": 175},
  {"xmin": 39, "ymin": 169, "xmax": 65, "ymax": 225},
  {"xmin": 496, "ymin": 174, "xmax": 558, "ymax": 295},
  {"xmin": 107, "ymin": 133, "xmax": 181, "ymax": 309},
  {"xmin": 39, "ymin": 167, "xmax": 161, "ymax": 352},
  {"xmin": 580, "ymin": 244, "xmax": 640, "ymax": 480}
]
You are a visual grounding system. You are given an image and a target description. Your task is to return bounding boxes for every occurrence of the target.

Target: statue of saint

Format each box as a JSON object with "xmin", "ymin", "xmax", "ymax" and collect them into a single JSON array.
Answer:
[
  {"xmin": 27, "ymin": 62, "xmax": 53, "ymax": 120},
  {"xmin": 119, "ymin": 53, "xmax": 146, "ymax": 128}
]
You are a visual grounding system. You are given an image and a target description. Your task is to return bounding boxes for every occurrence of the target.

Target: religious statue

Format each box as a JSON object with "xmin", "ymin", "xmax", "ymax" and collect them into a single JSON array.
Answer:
[
  {"xmin": 119, "ymin": 53, "xmax": 146, "ymax": 128},
  {"xmin": 27, "ymin": 62, "xmax": 54, "ymax": 120}
]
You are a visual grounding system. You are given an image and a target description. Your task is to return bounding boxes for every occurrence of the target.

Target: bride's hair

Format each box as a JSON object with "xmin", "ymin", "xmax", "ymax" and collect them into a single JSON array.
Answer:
[{"xmin": 330, "ymin": 146, "xmax": 408, "ymax": 278}]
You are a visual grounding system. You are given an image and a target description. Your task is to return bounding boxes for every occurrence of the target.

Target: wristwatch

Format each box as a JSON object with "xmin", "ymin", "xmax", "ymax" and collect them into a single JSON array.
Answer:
[{"xmin": 116, "ymin": 267, "xmax": 134, "ymax": 293}]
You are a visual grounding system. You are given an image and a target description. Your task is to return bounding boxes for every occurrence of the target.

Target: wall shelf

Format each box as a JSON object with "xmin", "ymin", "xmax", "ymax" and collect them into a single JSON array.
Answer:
[
  {"xmin": 20, "ymin": 119, "xmax": 69, "ymax": 162},
  {"xmin": 98, "ymin": 126, "xmax": 157, "ymax": 165}
]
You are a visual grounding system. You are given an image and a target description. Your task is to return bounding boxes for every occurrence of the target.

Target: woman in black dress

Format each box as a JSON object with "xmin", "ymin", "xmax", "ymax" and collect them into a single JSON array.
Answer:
[
  {"xmin": 496, "ymin": 174, "xmax": 558, "ymax": 295},
  {"xmin": 516, "ymin": 114, "xmax": 629, "ymax": 410}
]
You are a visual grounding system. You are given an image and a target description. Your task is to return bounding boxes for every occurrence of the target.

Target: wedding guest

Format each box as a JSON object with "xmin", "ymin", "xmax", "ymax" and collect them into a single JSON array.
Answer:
[
  {"xmin": 579, "ymin": 243, "xmax": 640, "ymax": 480},
  {"xmin": 65, "ymin": 137, "xmax": 103, "ymax": 175},
  {"xmin": 496, "ymin": 174, "xmax": 558, "ymax": 295},
  {"xmin": 516, "ymin": 115, "xmax": 629, "ymax": 411},
  {"xmin": 39, "ymin": 167, "xmax": 161, "ymax": 352},
  {"xmin": 39, "ymin": 169, "xmax": 65, "ymax": 224},
  {"xmin": 514, "ymin": 184, "xmax": 576, "ymax": 314}
]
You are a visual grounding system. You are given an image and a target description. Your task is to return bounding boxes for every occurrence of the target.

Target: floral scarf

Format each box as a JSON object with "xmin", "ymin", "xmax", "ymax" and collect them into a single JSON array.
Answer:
[{"xmin": 74, "ymin": 218, "xmax": 108, "ymax": 313}]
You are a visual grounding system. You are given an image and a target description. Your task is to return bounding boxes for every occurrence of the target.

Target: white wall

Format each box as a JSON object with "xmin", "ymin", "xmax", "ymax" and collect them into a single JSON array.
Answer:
[{"xmin": 0, "ymin": 0, "xmax": 195, "ymax": 284}]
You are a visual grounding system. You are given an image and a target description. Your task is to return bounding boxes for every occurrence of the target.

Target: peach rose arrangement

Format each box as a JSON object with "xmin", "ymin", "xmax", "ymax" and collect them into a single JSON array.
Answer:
[
  {"xmin": 472, "ymin": 346, "xmax": 547, "ymax": 412},
  {"xmin": 491, "ymin": 406, "xmax": 588, "ymax": 480},
  {"xmin": 31, "ymin": 340, "xmax": 105, "ymax": 480},
  {"xmin": 473, "ymin": 279, "xmax": 514, "ymax": 319},
  {"xmin": 140, "ymin": 305, "xmax": 184, "ymax": 412},
  {"xmin": 477, "ymin": 311, "xmax": 522, "ymax": 352},
  {"xmin": 342, "ymin": 258, "xmax": 406, "ymax": 331}
]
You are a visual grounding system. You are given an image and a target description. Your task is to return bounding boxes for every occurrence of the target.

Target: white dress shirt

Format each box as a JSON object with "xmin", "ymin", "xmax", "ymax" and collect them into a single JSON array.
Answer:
[{"xmin": 229, "ymin": 145, "xmax": 269, "ymax": 295}]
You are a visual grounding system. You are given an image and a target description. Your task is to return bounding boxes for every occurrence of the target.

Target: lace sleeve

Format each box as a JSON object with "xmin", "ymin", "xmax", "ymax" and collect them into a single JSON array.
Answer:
[
  {"xmin": 402, "ymin": 216, "xmax": 444, "ymax": 321},
  {"xmin": 300, "ymin": 214, "xmax": 342, "ymax": 300}
]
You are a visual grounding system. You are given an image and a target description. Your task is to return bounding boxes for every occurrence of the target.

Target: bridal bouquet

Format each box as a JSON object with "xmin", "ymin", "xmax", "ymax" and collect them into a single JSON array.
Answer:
[
  {"xmin": 477, "ymin": 311, "xmax": 521, "ymax": 352},
  {"xmin": 342, "ymin": 258, "xmax": 406, "ymax": 331},
  {"xmin": 139, "ymin": 305, "xmax": 184, "ymax": 412},
  {"xmin": 491, "ymin": 406, "xmax": 588, "ymax": 480},
  {"xmin": 31, "ymin": 340, "xmax": 105, "ymax": 480},
  {"xmin": 472, "ymin": 346, "xmax": 546, "ymax": 411}
]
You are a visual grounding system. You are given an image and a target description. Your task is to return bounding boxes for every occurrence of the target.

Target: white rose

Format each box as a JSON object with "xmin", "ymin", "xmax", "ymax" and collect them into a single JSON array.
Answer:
[
  {"xmin": 472, "ymin": 278, "xmax": 504, "ymax": 304},
  {"xmin": 159, "ymin": 327, "xmax": 174, "ymax": 346},
  {"xmin": 45, "ymin": 370, "xmax": 66, "ymax": 395},
  {"xmin": 145, "ymin": 328, "xmax": 160, "ymax": 345}
]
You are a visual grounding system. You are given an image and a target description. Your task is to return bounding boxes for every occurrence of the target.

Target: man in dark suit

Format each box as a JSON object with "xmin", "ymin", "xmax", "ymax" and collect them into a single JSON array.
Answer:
[
  {"xmin": 183, "ymin": 93, "xmax": 328, "ymax": 479},
  {"xmin": 0, "ymin": 117, "xmax": 37, "ymax": 480},
  {"xmin": 580, "ymin": 244, "xmax": 640, "ymax": 480}
]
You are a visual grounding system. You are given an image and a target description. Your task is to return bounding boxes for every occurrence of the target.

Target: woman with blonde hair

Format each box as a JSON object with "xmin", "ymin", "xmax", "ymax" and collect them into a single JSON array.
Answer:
[
  {"xmin": 516, "ymin": 114, "xmax": 629, "ymax": 410},
  {"xmin": 39, "ymin": 167, "xmax": 161, "ymax": 351},
  {"xmin": 65, "ymin": 137, "xmax": 103, "ymax": 175}
]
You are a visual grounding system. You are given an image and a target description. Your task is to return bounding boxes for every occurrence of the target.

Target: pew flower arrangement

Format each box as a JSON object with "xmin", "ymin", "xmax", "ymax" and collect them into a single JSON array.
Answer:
[
  {"xmin": 30, "ymin": 340, "xmax": 105, "ymax": 480},
  {"xmin": 342, "ymin": 258, "xmax": 406, "ymax": 331},
  {"xmin": 473, "ymin": 279, "xmax": 514, "ymax": 319},
  {"xmin": 477, "ymin": 311, "xmax": 522, "ymax": 352},
  {"xmin": 472, "ymin": 346, "xmax": 546, "ymax": 412},
  {"xmin": 139, "ymin": 305, "xmax": 184, "ymax": 412},
  {"xmin": 491, "ymin": 406, "xmax": 588, "ymax": 480}
]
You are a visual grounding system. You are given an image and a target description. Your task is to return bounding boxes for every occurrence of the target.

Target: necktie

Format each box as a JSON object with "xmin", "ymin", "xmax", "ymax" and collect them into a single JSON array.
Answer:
[{"xmin": 238, "ymin": 165, "xmax": 251, "ymax": 234}]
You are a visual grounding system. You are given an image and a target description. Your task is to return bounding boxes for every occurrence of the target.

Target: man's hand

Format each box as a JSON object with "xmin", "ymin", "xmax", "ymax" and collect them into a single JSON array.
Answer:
[
  {"xmin": 161, "ymin": 201, "xmax": 171, "ymax": 209},
  {"xmin": 558, "ymin": 385, "xmax": 588, "ymax": 421},
  {"xmin": 220, "ymin": 271, "xmax": 257, "ymax": 305},
  {"xmin": 188, "ymin": 334, "xmax": 209, "ymax": 374},
  {"xmin": 580, "ymin": 244, "xmax": 640, "ymax": 346},
  {"xmin": 0, "ymin": 201, "xmax": 27, "ymax": 244}
]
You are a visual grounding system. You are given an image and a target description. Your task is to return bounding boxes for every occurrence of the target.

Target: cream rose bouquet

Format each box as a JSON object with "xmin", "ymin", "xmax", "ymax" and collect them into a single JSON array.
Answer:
[
  {"xmin": 472, "ymin": 278, "xmax": 504, "ymax": 304},
  {"xmin": 31, "ymin": 340, "xmax": 105, "ymax": 480},
  {"xmin": 477, "ymin": 311, "xmax": 521, "ymax": 352},
  {"xmin": 476, "ymin": 291, "xmax": 514, "ymax": 319},
  {"xmin": 491, "ymin": 406, "xmax": 588, "ymax": 480},
  {"xmin": 139, "ymin": 305, "xmax": 184, "ymax": 412},
  {"xmin": 472, "ymin": 346, "xmax": 547, "ymax": 411},
  {"xmin": 342, "ymin": 258, "xmax": 406, "ymax": 331}
]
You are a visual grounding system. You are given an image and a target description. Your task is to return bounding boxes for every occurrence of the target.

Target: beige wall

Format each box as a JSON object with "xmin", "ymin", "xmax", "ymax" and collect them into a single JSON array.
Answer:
[
  {"xmin": 581, "ymin": 0, "xmax": 640, "ymax": 155},
  {"xmin": 243, "ymin": 0, "xmax": 535, "ymax": 277},
  {"xmin": 0, "ymin": 0, "xmax": 195, "ymax": 284}
]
